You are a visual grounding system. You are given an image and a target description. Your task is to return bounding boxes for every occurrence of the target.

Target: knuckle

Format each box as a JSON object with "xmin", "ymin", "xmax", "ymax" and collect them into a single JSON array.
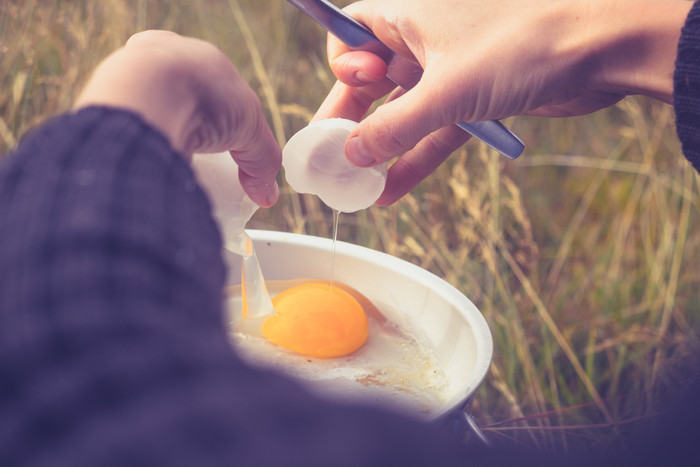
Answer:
[{"xmin": 371, "ymin": 112, "xmax": 411, "ymax": 156}]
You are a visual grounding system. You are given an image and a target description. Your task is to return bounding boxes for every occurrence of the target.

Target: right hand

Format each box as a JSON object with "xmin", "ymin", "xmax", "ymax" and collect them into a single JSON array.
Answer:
[{"xmin": 314, "ymin": 0, "xmax": 689, "ymax": 205}]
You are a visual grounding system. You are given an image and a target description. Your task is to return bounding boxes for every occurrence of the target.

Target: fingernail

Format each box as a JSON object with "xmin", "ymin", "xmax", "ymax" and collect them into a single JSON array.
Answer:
[
  {"xmin": 346, "ymin": 136, "xmax": 375, "ymax": 167},
  {"xmin": 354, "ymin": 70, "xmax": 373, "ymax": 84},
  {"xmin": 266, "ymin": 182, "xmax": 279, "ymax": 206}
]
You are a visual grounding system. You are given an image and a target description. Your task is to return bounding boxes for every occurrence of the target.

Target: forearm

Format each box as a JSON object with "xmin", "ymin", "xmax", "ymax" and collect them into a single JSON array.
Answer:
[
  {"xmin": 674, "ymin": 0, "xmax": 700, "ymax": 171},
  {"xmin": 0, "ymin": 107, "xmax": 233, "ymax": 463},
  {"xmin": 0, "ymin": 107, "xmax": 227, "ymax": 331}
]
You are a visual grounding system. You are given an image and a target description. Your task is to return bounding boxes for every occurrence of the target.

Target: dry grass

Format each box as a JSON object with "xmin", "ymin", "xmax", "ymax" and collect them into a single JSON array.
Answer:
[{"xmin": 2, "ymin": 0, "xmax": 699, "ymax": 454}]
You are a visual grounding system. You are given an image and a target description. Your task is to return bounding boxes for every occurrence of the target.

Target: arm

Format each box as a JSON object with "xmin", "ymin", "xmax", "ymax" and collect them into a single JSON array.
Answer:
[
  {"xmin": 313, "ymin": 0, "xmax": 693, "ymax": 205},
  {"xmin": 674, "ymin": 0, "xmax": 700, "ymax": 172}
]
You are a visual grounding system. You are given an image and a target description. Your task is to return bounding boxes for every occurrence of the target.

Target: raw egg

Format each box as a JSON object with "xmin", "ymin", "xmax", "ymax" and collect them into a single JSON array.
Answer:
[
  {"xmin": 262, "ymin": 281, "xmax": 369, "ymax": 358},
  {"xmin": 226, "ymin": 280, "xmax": 451, "ymax": 416}
]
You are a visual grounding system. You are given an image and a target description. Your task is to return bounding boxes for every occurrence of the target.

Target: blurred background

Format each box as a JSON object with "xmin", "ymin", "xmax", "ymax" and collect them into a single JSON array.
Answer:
[{"xmin": 2, "ymin": 0, "xmax": 699, "ymax": 454}]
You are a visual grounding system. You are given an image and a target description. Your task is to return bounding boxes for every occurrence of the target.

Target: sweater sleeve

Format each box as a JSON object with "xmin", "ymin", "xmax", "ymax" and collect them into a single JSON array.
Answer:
[
  {"xmin": 0, "ymin": 107, "xmax": 484, "ymax": 467},
  {"xmin": 674, "ymin": 0, "xmax": 700, "ymax": 171}
]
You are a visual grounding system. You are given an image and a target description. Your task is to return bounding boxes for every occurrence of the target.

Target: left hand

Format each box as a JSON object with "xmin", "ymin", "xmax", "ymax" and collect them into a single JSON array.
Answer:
[{"xmin": 75, "ymin": 30, "xmax": 281, "ymax": 207}]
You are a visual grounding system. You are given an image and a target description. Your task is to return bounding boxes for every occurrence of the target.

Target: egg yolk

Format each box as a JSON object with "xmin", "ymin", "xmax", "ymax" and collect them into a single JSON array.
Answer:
[{"xmin": 262, "ymin": 281, "xmax": 368, "ymax": 358}]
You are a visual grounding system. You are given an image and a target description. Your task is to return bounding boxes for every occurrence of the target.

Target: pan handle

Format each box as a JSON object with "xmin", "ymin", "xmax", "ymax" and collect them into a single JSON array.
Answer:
[{"xmin": 463, "ymin": 411, "xmax": 492, "ymax": 447}]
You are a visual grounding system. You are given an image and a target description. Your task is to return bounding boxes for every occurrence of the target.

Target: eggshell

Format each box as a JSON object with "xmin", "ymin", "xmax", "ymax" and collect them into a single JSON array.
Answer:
[
  {"xmin": 192, "ymin": 152, "xmax": 258, "ymax": 255},
  {"xmin": 282, "ymin": 119, "xmax": 388, "ymax": 212}
]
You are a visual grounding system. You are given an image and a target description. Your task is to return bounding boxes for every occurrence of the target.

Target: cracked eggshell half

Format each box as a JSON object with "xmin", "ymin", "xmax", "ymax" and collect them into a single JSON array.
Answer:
[{"xmin": 282, "ymin": 119, "xmax": 388, "ymax": 213}]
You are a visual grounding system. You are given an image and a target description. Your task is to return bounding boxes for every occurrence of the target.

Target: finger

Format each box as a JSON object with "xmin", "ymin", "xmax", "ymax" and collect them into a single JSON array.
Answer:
[
  {"xmin": 376, "ymin": 125, "xmax": 471, "ymax": 206},
  {"xmin": 383, "ymin": 86, "xmax": 408, "ymax": 104},
  {"xmin": 125, "ymin": 30, "xmax": 180, "ymax": 47},
  {"xmin": 328, "ymin": 41, "xmax": 387, "ymax": 86},
  {"xmin": 344, "ymin": 68, "xmax": 461, "ymax": 167},
  {"xmin": 312, "ymin": 78, "xmax": 397, "ymax": 123},
  {"xmin": 230, "ymin": 110, "xmax": 281, "ymax": 208},
  {"xmin": 220, "ymin": 84, "xmax": 281, "ymax": 207},
  {"xmin": 326, "ymin": 28, "xmax": 352, "ymax": 62},
  {"xmin": 182, "ymin": 56, "xmax": 281, "ymax": 207},
  {"xmin": 340, "ymin": 2, "xmax": 417, "ymax": 60}
]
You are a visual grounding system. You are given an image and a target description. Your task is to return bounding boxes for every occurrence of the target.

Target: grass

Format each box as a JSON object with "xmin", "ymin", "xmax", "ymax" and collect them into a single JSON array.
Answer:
[{"xmin": 2, "ymin": 0, "xmax": 699, "ymax": 454}]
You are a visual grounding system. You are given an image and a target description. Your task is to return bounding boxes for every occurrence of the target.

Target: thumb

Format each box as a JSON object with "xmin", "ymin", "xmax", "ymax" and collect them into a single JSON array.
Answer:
[{"xmin": 344, "ymin": 74, "xmax": 458, "ymax": 166}]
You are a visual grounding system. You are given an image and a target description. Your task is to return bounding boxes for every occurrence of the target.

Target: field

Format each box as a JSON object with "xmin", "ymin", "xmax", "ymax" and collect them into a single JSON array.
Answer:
[{"xmin": 2, "ymin": 0, "xmax": 699, "ymax": 454}]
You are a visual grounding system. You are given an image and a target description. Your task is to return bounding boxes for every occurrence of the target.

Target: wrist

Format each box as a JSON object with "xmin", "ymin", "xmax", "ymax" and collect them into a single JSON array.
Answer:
[{"xmin": 580, "ymin": 0, "xmax": 691, "ymax": 103}]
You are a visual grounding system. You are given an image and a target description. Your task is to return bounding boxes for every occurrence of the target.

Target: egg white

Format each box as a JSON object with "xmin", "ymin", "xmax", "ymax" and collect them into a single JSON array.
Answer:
[{"xmin": 225, "ymin": 280, "xmax": 451, "ymax": 417}]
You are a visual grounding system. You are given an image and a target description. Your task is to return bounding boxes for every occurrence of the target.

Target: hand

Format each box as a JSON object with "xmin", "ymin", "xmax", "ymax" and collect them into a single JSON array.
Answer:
[
  {"xmin": 75, "ymin": 31, "xmax": 280, "ymax": 207},
  {"xmin": 314, "ymin": 0, "xmax": 691, "ymax": 205}
]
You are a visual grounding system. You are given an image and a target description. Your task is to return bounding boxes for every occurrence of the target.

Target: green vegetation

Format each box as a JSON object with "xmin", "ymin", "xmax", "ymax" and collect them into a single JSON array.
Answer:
[{"xmin": 2, "ymin": 0, "xmax": 699, "ymax": 453}]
